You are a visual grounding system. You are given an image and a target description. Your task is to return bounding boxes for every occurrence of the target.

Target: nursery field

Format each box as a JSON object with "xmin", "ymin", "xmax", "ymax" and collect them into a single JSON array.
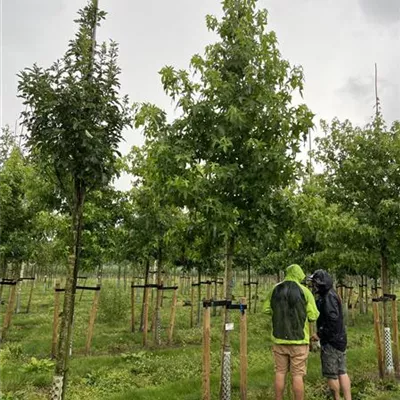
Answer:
[{"xmin": 1, "ymin": 278, "xmax": 399, "ymax": 400}]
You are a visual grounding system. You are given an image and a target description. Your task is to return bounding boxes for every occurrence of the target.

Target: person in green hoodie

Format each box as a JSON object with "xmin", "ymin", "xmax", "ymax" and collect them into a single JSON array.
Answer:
[{"xmin": 263, "ymin": 264, "xmax": 319, "ymax": 400}]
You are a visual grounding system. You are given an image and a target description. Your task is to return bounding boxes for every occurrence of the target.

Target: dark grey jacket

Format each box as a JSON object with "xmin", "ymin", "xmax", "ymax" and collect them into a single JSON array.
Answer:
[{"xmin": 314, "ymin": 270, "xmax": 347, "ymax": 352}]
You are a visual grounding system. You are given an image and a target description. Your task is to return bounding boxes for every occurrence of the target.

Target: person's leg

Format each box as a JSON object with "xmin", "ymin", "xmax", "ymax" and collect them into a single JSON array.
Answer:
[
  {"xmin": 327, "ymin": 378, "xmax": 340, "ymax": 400},
  {"xmin": 321, "ymin": 345, "xmax": 342, "ymax": 399},
  {"xmin": 338, "ymin": 350, "xmax": 351, "ymax": 400},
  {"xmin": 292, "ymin": 375, "xmax": 304, "ymax": 400},
  {"xmin": 274, "ymin": 372, "xmax": 286, "ymax": 400},
  {"xmin": 272, "ymin": 345, "xmax": 289, "ymax": 400},
  {"xmin": 289, "ymin": 345, "xmax": 309, "ymax": 400},
  {"xmin": 339, "ymin": 373, "xmax": 352, "ymax": 400}
]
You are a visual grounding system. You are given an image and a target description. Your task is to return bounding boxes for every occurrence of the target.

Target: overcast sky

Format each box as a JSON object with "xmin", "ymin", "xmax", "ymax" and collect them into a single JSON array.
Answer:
[{"xmin": 1, "ymin": 0, "xmax": 399, "ymax": 189}]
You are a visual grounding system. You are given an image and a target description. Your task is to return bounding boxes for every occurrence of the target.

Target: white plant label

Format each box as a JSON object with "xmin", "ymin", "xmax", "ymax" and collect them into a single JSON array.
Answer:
[{"xmin": 225, "ymin": 322, "xmax": 234, "ymax": 331}]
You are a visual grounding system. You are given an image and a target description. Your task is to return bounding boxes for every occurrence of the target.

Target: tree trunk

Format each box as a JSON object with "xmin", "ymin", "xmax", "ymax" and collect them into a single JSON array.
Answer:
[
  {"xmin": 359, "ymin": 276, "xmax": 364, "ymax": 314},
  {"xmin": 123, "ymin": 264, "xmax": 127, "ymax": 291},
  {"xmin": 51, "ymin": 183, "xmax": 85, "ymax": 400},
  {"xmin": 247, "ymin": 263, "xmax": 251, "ymax": 314},
  {"xmin": 154, "ymin": 244, "xmax": 163, "ymax": 345},
  {"xmin": 97, "ymin": 264, "xmax": 103, "ymax": 285},
  {"xmin": 140, "ymin": 258, "xmax": 150, "ymax": 331},
  {"xmin": 117, "ymin": 264, "xmax": 121, "ymax": 288},
  {"xmin": 364, "ymin": 275, "xmax": 368, "ymax": 315},
  {"xmin": 197, "ymin": 267, "xmax": 202, "ymax": 326},
  {"xmin": 0, "ymin": 256, "xmax": 8, "ymax": 302},
  {"xmin": 220, "ymin": 235, "xmax": 235, "ymax": 399},
  {"xmin": 381, "ymin": 249, "xmax": 390, "ymax": 327}
]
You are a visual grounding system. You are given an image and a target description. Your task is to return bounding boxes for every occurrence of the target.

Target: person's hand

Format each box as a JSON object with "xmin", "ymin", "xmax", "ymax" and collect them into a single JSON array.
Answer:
[{"xmin": 311, "ymin": 333, "xmax": 319, "ymax": 342}]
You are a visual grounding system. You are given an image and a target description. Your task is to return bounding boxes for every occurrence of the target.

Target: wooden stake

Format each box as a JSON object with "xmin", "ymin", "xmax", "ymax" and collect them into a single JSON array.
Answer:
[
  {"xmin": 373, "ymin": 300, "xmax": 384, "ymax": 378},
  {"xmin": 79, "ymin": 277, "xmax": 87, "ymax": 302},
  {"xmin": 131, "ymin": 281, "xmax": 135, "ymax": 332},
  {"xmin": 391, "ymin": 299, "xmax": 400, "ymax": 377},
  {"xmin": 190, "ymin": 282, "xmax": 194, "ymax": 328},
  {"xmin": 1, "ymin": 282, "xmax": 18, "ymax": 342},
  {"xmin": 85, "ymin": 285, "xmax": 101, "ymax": 355},
  {"xmin": 219, "ymin": 279, "xmax": 224, "ymax": 316},
  {"xmin": 213, "ymin": 280, "xmax": 218, "ymax": 317},
  {"xmin": 143, "ymin": 286, "xmax": 149, "ymax": 347},
  {"xmin": 240, "ymin": 298, "xmax": 247, "ymax": 400},
  {"xmin": 360, "ymin": 282, "xmax": 364, "ymax": 314},
  {"xmin": 254, "ymin": 282, "xmax": 258, "ymax": 313},
  {"xmin": 350, "ymin": 289, "xmax": 355, "ymax": 326},
  {"xmin": 52, "ymin": 282, "xmax": 61, "ymax": 358},
  {"xmin": 26, "ymin": 279, "xmax": 35, "ymax": 313},
  {"xmin": 202, "ymin": 302, "xmax": 211, "ymax": 400},
  {"xmin": 206, "ymin": 282, "xmax": 211, "ymax": 300},
  {"xmin": 168, "ymin": 288, "xmax": 178, "ymax": 343}
]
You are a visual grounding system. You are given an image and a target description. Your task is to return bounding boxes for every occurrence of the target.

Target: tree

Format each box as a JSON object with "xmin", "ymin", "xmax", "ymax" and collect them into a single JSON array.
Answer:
[
  {"xmin": 0, "ymin": 149, "xmax": 31, "ymax": 292},
  {"xmin": 268, "ymin": 181, "xmax": 374, "ymax": 275},
  {"xmin": 18, "ymin": 1, "xmax": 130, "ymax": 397},
  {"xmin": 135, "ymin": 0, "xmax": 313, "ymax": 394},
  {"xmin": 315, "ymin": 114, "xmax": 400, "ymax": 326},
  {"xmin": 0, "ymin": 125, "xmax": 20, "ymax": 168},
  {"xmin": 80, "ymin": 186, "xmax": 126, "ymax": 281},
  {"xmin": 124, "ymin": 145, "xmax": 186, "ymax": 337}
]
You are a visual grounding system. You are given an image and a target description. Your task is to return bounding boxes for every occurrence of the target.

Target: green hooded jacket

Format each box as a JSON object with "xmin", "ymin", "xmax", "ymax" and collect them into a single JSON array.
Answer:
[{"xmin": 263, "ymin": 264, "xmax": 319, "ymax": 345}]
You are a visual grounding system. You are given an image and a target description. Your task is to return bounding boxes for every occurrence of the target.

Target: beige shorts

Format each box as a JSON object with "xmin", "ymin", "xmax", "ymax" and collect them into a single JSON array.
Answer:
[{"xmin": 272, "ymin": 344, "xmax": 309, "ymax": 376}]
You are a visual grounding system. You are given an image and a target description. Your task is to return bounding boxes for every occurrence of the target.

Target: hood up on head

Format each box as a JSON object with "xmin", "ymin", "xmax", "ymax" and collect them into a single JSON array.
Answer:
[
  {"xmin": 285, "ymin": 264, "xmax": 306, "ymax": 283},
  {"xmin": 309, "ymin": 269, "xmax": 333, "ymax": 294}
]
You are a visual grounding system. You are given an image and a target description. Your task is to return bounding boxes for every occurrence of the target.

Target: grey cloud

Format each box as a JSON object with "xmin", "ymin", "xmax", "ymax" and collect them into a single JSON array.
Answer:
[
  {"xmin": 338, "ymin": 76, "xmax": 399, "ymax": 123},
  {"xmin": 339, "ymin": 76, "xmax": 391, "ymax": 101},
  {"xmin": 358, "ymin": 0, "xmax": 400, "ymax": 24}
]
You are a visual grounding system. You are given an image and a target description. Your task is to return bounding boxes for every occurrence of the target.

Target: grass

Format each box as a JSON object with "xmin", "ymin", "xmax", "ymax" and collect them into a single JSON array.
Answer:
[{"xmin": 0, "ymin": 278, "xmax": 399, "ymax": 399}]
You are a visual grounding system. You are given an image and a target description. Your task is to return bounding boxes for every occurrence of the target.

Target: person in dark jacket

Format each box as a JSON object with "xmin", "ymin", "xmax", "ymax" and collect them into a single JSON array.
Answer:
[{"xmin": 310, "ymin": 269, "xmax": 352, "ymax": 400}]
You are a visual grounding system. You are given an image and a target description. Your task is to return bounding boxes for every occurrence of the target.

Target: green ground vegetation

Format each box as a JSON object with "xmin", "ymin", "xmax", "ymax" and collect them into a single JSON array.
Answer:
[{"xmin": 1, "ymin": 277, "xmax": 399, "ymax": 400}]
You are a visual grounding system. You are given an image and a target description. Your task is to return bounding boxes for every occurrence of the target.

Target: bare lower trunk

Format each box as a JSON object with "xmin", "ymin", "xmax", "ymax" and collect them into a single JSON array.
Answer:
[
  {"xmin": 359, "ymin": 276, "xmax": 365, "ymax": 314},
  {"xmin": 381, "ymin": 249, "xmax": 389, "ymax": 327},
  {"xmin": 154, "ymin": 244, "xmax": 163, "ymax": 345},
  {"xmin": 197, "ymin": 268, "xmax": 202, "ymax": 326},
  {"xmin": 123, "ymin": 264, "xmax": 127, "ymax": 291},
  {"xmin": 51, "ymin": 182, "xmax": 85, "ymax": 400},
  {"xmin": 117, "ymin": 264, "xmax": 121, "ymax": 288},
  {"xmin": 0, "ymin": 256, "xmax": 7, "ymax": 302},
  {"xmin": 97, "ymin": 264, "xmax": 103, "ymax": 285},
  {"xmin": 220, "ymin": 235, "xmax": 235, "ymax": 399},
  {"xmin": 140, "ymin": 259, "xmax": 150, "ymax": 331},
  {"xmin": 247, "ymin": 263, "xmax": 251, "ymax": 314}
]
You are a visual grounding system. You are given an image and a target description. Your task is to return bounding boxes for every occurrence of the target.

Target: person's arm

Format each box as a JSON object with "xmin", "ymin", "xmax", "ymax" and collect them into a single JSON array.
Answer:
[
  {"xmin": 263, "ymin": 291, "xmax": 272, "ymax": 314},
  {"xmin": 303, "ymin": 286, "xmax": 319, "ymax": 322},
  {"xmin": 325, "ymin": 293, "xmax": 340, "ymax": 321}
]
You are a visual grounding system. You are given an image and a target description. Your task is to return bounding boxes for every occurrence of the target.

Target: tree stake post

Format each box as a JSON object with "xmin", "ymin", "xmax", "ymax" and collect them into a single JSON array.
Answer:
[
  {"xmin": 239, "ymin": 298, "xmax": 247, "ymax": 400},
  {"xmin": 24, "ymin": 277, "xmax": 36, "ymax": 313},
  {"xmin": 0, "ymin": 280, "xmax": 18, "ymax": 342},
  {"xmin": 372, "ymin": 297, "xmax": 385, "ymax": 378},
  {"xmin": 202, "ymin": 299, "xmax": 248, "ymax": 400},
  {"xmin": 202, "ymin": 300, "xmax": 211, "ymax": 400},
  {"xmin": 168, "ymin": 287, "xmax": 178, "ymax": 344},
  {"xmin": 85, "ymin": 284, "xmax": 101, "ymax": 355},
  {"xmin": 391, "ymin": 295, "xmax": 400, "ymax": 378},
  {"xmin": 131, "ymin": 281, "xmax": 136, "ymax": 332},
  {"xmin": 143, "ymin": 285, "xmax": 150, "ymax": 347}
]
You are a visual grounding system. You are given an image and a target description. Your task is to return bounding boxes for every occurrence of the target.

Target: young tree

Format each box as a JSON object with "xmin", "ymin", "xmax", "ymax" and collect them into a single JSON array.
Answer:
[
  {"xmin": 316, "ymin": 115, "xmax": 400, "ymax": 325},
  {"xmin": 136, "ymin": 0, "xmax": 313, "ymax": 394},
  {"xmin": 18, "ymin": 1, "xmax": 130, "ymax": 397}
]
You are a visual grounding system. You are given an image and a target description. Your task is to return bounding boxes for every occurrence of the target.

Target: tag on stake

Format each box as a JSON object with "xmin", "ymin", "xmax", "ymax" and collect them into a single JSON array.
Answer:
[{"xmin": 225, "ymin": 322, "xmax": 234, "ymax": 331}]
